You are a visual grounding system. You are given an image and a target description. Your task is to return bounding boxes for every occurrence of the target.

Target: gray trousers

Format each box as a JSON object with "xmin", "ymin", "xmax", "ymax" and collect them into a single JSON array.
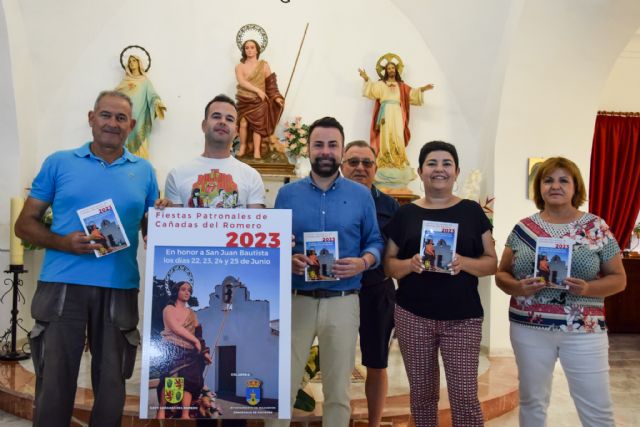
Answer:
[{"xmin": 29, "ymin": 281, "xmax": 139, "ymax": 427}]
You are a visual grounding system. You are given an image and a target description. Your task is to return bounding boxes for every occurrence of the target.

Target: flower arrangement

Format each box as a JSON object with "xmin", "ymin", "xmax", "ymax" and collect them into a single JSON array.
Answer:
[
  {"xmin": 282, "ymin": 116, "xmax": 309, "ymax": 158},
  {"xmin": 480, "ymin": 196, "xmax": 495, "ymax": 223}
]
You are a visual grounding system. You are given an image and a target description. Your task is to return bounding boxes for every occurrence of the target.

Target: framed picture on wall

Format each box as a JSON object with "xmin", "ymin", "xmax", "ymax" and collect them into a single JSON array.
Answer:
[{"xmin": 528, "ymin": 157, "xmax": 547, "ymax": 200}]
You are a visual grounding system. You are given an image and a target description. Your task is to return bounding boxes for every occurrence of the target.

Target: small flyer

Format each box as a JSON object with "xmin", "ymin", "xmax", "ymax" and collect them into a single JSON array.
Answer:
[
  {"xmin": 534, "ymin": 237, "xmax": 572, "ymax": 289},
  {"xmin": 76, "ymin": 199, "xmax": 130, "ymax": 257},
  {"xmin": 303, "ymin": 231, "xmax": 339, "ymax": 281},
  {"xmin": 419, "ymin": 221, "xmax": 458, "ymax": 274},
  {"xmin": 140, "ymin": 208, "xmax": 291, "ymax": 420}
]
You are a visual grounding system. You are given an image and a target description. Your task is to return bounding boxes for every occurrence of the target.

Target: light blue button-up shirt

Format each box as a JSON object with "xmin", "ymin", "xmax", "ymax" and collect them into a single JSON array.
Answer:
[{"xmin": 275, "ymin": 175, "xmax": 384, "ymax": 291}]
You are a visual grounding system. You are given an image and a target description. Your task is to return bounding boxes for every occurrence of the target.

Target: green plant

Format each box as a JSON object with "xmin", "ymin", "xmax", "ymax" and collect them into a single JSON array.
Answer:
[{"xmin": 294, "ymin": 345, "xmax": 319, "ymax": 411}]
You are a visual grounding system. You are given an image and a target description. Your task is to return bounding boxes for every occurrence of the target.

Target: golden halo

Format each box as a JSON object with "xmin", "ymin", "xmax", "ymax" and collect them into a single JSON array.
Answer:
[
  {"xmin": 236, "ymin": 24, "xmax": 268, "ymax": 52},
  {"xmin": 375, "ymin": 53, "xmax": 404, "ymax": 79},
  {"xmin": 119, "ymin": 45, "xmax": 151, "ymax": 72}
]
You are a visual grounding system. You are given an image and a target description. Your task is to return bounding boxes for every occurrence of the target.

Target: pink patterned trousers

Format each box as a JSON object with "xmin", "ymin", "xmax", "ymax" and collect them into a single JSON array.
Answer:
[{"xmin": 395, "ymin": 304, "xmax": 484, "ymax": 427}]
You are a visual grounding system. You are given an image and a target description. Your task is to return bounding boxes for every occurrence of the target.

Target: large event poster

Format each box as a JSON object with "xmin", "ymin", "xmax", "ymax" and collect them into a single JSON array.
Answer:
[{"xmin": 140, "ymin": 208, "xmax": 291, "ymax": 420}]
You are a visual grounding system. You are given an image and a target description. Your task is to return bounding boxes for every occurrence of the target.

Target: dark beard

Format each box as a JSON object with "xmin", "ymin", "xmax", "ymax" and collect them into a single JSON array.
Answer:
[{"xmin": 311, "ymin": 157, "xmax": 340, "ymax": 178}]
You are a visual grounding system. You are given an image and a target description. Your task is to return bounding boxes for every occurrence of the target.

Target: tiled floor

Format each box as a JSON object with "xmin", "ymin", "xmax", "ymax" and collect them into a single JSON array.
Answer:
[
  {"xmin": 2, "ymin": 334, "xmax": 638, "ymax": 426},
  {"xmin": 0, "ymin": 410, "xmax": 30, "ymax": 426},
  {"xmin": 486, "ymin": 334, "xmax": 640, "ymax": 427},
  {"xmin": 11, "ymin": 337, "xmax": 490, "ymax": 418}
]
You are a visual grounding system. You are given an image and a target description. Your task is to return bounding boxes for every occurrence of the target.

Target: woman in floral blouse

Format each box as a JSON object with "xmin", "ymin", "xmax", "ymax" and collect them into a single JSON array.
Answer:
[{"xmin": 495, "ymin": 157, "xmax": 626, "ymax": 427}]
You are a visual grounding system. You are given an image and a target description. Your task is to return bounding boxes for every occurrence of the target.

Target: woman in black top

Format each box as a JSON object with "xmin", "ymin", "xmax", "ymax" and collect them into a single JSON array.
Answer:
[{"xmin": 384, "ymin": 141, "xmax": 497, "ymax": 427}]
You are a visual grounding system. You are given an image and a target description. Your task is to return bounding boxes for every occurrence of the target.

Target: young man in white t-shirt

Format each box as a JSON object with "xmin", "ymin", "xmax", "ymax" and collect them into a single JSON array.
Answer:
[
  {"xmin": 161, "ymin": 94, "xmax": 265, "ymax": 208},
  {"xmin": 155, "ymin": 95, "xmax": 261, "ymax": 427}
]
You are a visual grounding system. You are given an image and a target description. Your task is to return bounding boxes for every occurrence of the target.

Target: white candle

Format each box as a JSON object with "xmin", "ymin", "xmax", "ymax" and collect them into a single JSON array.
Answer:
[{"xmin": 10, "ymin": 197, "xmax": 24, "ymax": 266}]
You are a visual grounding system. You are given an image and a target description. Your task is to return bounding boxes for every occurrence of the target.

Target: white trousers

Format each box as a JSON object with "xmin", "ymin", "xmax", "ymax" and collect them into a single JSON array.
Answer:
[
  {"xmin": 510, "ymin": 323, "xmax": 614, "ymax": 427},
  {"xmin": 265, "ymin": 293, "xmax": 360, "ymax": 427}
]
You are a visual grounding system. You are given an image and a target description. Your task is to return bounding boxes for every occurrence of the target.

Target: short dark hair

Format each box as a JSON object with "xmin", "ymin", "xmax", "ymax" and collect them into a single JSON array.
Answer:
[
  {"xmin": 418, "ymin": 141, "xmax": 459, "ymax": 171},
  {"xmin": 344, "ymin": 140, "xmax": 376, "ymax": 158},
  {"xmin": 241, "ymin": 39, "xmax": 261, "ymax": 63},
  {"xmin": 204, "ymin": 94, "xmax": 237, "ymax": 119},
  {"xmin": 532, "ymin": 157, "xmax": 587, "ymax": 210},
  {"xmin": 308, "ymin": 116, "xmax": 345, "ymax": 145},
  {"xmin": 95, "ymin": 90, "xmax": 133, "ymax": 110}
]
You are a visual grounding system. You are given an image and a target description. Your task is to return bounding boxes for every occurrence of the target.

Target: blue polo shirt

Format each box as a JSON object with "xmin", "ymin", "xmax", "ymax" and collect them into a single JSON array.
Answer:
[
  {"xmin": 30, "ymin": 143, "xmax": 159, "ymax": 289},
  {"xmin": 275, "ymin": 175, "xmax": 384, "ymax": 291}
]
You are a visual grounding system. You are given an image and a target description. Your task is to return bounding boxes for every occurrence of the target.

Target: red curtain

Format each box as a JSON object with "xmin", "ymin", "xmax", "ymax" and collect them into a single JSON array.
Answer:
[{"xmin": 589, "ymin": 114, "xmax": 640, "ymax": 249}]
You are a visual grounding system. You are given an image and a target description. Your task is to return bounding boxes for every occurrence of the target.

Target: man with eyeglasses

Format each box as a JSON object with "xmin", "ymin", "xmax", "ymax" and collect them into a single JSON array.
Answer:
[{"xmin": 340, "ymin": 140, "xmax": 399, "ymax": 427}]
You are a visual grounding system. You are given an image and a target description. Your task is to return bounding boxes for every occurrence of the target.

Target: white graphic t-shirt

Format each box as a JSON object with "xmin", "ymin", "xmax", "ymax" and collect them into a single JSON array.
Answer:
[{"xmin": 165, "ymin": 156, "xmax": 265, "ymax": 208}]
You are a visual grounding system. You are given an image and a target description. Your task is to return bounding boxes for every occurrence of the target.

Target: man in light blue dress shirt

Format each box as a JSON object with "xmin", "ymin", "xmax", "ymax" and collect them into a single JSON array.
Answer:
[{"xmin": 270, "ymin": 117, "xmax": 384, "ymax": 426}]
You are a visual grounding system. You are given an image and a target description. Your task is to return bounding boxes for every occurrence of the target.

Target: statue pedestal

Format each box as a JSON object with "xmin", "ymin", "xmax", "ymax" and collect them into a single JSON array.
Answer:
[
  {"xmin": 239, "ymin": 156, "xmax": 295, "ymax": 177},
  {"xmin": 377, "ymin": 186, "xmax": 419, "ymax": 205},
  {"xmin": 236, "ymin": 135, "xmax": 296, "ymax": 176}
]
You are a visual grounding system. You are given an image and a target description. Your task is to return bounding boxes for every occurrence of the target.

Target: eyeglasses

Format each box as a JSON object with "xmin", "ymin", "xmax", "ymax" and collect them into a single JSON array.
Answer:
[{"xmin": 344, "ymin": 158, "xmax": 375, "ymax": 168}]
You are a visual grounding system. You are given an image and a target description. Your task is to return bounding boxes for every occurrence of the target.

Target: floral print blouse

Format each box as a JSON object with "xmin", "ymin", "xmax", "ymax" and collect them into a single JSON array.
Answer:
[{"xmin": 505, "ymin": 212, "xmax": 620, "ymax": 333}]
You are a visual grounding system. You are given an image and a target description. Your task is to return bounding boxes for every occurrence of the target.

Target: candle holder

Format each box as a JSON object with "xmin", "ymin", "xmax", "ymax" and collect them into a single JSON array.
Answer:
[{"xmin": 0, "ymin": 264, "xmax": 30, "ymax": 361}]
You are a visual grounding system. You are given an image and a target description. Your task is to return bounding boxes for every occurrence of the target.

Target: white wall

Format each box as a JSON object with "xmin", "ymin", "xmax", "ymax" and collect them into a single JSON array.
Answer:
[
  {"xmin": 6, "ymin": 0, "xmax": 476, "ymax": 195},
  {"xmin": 0, "ymin": 0, "xmax": 31, "ymax": 343},
  {"xmin": 2, "ymin": 0, "xmax": 640, "ymax": 355},
  {"xmin": 0, "ymin": 0, "xmax": 475, "ymax": 343},
  {"xmin": 491, "ymin": 0, "xmax": 640, "ymax": 354},
  {"xmin": 600, "ymin": 33, "xmax": 640, "ymax": 112}
]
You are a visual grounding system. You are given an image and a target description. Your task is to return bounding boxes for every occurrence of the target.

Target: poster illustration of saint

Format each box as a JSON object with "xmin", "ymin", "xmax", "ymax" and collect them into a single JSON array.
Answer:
[{"xmin": 140, "ymin": 208, "xmax": 291, "ymax": 420}]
